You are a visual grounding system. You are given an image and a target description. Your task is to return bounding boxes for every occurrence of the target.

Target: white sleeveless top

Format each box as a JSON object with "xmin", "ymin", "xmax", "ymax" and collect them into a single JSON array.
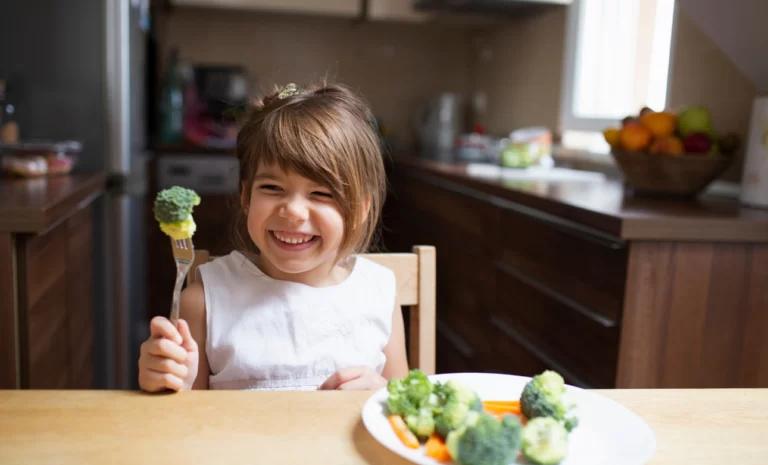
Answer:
[{"xmin": 196, "ymin": 251, "xmax": 396, "ymax": 390}]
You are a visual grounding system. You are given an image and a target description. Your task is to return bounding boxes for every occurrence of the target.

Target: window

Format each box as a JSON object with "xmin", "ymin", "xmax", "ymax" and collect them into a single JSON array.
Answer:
[{"xmin": 559, "ymin": 0, "xmax": 677, "ymax": 153}]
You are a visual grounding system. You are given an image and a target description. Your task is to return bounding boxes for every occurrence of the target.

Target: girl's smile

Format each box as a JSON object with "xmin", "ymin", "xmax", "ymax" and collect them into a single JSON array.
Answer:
[{"xmin": 269, "ymin": 230, "xmax": 320, "ymax": 251}]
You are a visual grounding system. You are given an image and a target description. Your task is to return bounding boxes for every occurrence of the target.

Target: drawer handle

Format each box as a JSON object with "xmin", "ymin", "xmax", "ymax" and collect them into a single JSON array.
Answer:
[
  {"xmin": 436, "ymin": 320, "xmax": 474, "ymax": 359},
  {"xmin": 411, "ymin": 172, "xmax": 625, "ymax": 250},
  {"xmin": 489, "ymin": 314, "xmax": 593, "ymax": 389},
  {"xmin": 495, "ymin": 260, "xmax": 617, "ymax": 328}
]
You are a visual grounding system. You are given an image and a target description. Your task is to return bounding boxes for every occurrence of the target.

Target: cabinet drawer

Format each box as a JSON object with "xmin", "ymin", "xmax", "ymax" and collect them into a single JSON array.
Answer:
[
  {"xmin": 493, "ymin": 268, "xmax": 620, "ymax": 388},
  {"xmin": 436, "ymin": 320, "xmax": 478, "ymax": 374},
  {"xmin": 499, "ymin": 208, "xmax": 627, "ymax": 324},
  {"xmin": 26, "ymin": 276, "xmax": 70, "ymax": 388},
  {"xmin": 391, "ymin": 174, "xmax": 500, "ymax": 244}
]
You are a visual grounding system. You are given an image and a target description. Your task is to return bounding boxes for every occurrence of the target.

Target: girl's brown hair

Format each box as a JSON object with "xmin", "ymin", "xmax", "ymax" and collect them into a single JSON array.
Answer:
[{"xmin": 232, "ymin": 82, "xmax": 386, "ymax": 261}]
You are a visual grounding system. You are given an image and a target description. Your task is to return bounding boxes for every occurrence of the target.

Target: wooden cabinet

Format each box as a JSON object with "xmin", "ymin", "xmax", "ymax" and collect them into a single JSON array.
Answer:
[
  {"xmin": 383, "ymin": 160, "xmax": 768, "ymax": 389},
  {"xmin": 171, "ymin": 0, "xmax": 361, "ymax": 17},
  {"xmin": 0, "ymin": 174, "xmax": 104, "ymax": 389},
  {"xmin": 368, "ymin": 0, "xmax": 431, "ymax": 22}
]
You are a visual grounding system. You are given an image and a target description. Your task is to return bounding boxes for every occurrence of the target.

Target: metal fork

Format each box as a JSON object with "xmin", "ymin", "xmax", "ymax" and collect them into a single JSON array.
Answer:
[{"xmin": 169, "ymin": 238, "xmax": 195, "ymax": 328}]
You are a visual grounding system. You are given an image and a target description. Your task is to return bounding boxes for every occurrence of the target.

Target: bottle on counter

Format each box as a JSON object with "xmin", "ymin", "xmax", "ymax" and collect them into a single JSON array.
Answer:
[
  {"xmin": 159, "ymin": 48, "xmax": 184, "ymax": 144},
  {"xmin": 0, "ymin": 79, "xmax": 19, "ymax": 144}
]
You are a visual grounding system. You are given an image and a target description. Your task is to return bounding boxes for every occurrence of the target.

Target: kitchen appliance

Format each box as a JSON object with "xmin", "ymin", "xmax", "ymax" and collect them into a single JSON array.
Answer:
[
  {"xmin": 413, "ymin": 0, "xmax": 572, "ymax": 15},
  {"xmin": 416, "ymin": 93, "xmax": 462, "ymax": 161},
  {"xmin": 184, "ymin": 65, "xmax": 250, "ymax": 148},
  {"xmin": 739, "ymin": 96, "xmax": 768, "ymax": 208},
  {"xmin": 102, "ymin": 0, "xmax": 152, "ymax": 390}
]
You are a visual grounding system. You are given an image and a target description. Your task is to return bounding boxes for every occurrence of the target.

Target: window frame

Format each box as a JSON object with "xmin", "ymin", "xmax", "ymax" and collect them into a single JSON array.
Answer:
[{"xmin": 558, "ymin": 0, "xmax": 680, "ymax": 134}]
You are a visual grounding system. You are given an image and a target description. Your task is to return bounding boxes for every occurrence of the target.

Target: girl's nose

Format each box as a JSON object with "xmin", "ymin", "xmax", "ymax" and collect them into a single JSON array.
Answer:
[{"xmin": 279, "ymin": 196, "xmax": 309, "ymax": 223}]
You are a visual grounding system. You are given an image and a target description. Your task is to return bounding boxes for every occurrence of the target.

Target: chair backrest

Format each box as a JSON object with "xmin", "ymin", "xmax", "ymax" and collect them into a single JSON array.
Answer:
[{"xmin": 187, "ymin": 245, "xmax": 436, "ymax": 374}]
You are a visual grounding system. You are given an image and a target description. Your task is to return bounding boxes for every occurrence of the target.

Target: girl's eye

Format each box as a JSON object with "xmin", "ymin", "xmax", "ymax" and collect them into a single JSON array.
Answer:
[
  {"xmin": 259, "ymin": 184, "xmax": 282, "ymax": 192},
  {"xmin": 313, "ymin": 191, "xmax": 333, "ymax": 198}
]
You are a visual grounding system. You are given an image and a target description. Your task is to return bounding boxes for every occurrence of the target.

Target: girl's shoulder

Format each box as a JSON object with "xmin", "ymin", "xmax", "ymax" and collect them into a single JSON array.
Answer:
[
  {"xmin": 195, "ymin": 250, "xmax": 265, "ymax": 288},
  {"xmin": 348, "ymin": 254, "xmax": 397, "ymax": 295}
]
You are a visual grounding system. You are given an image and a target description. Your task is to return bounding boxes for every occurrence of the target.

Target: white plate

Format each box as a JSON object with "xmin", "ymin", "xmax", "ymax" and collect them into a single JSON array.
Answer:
[{"xmin": 361, "ymin": 372, "xmax": 656, "ymax": 465}]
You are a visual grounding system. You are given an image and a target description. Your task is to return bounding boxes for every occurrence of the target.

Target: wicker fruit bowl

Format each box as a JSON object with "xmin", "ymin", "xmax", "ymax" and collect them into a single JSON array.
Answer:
[{"xmin": 611, "ymin": 150, "xmax": 733, "ymax": 196}]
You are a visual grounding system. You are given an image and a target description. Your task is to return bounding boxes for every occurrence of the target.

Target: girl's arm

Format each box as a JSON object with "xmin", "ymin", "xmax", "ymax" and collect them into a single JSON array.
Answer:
[
  {"xmin": 381, "ymin": 304, "xmax": 409, "ymax": 380},
  {"xmin": 178, "ymin": 281, "xmax": 210, "ymax": 390}
]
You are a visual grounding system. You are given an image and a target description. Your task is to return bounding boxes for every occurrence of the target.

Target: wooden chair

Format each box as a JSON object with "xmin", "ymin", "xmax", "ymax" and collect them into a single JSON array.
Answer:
[{"xmin": 186, "ymin": 245, "xmax": 437, "ymax": 374}]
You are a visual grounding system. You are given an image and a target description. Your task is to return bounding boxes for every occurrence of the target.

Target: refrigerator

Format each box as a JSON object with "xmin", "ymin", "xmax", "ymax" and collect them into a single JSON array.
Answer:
[
  {"xmin": 0, "ymin": 0, "xmax": 152, "ymax": 389},
  {"xmin": 104, "ymin": 0, "xmax": 151, "ymax": 389}
]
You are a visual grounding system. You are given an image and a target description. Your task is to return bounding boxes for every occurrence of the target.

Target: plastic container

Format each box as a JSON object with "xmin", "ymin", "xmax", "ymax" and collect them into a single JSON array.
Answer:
[
  {"xmin": 500, "ymin": 127, "xmax": 552, "ymax": 168},
  {"xmin": 0, "ymin": 140, "xmax": 80, "ymax": 177},
  {"xmin": 1, "ymin": 154, "xmax": 48, "ymax": 177}
]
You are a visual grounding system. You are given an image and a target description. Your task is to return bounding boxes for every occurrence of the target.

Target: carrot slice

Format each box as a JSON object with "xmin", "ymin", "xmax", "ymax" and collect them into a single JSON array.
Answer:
[
  {"xmin": 425, "ymin": 434, "xmax": 452, "ymax": 462},
  {"xmin": 483, "ymin": 400, "xmax": 520, "ymax": 409},
  {"xmin": 388, "ymin": 415, "xmax": 420, "ymax": 449},
  {"xmin": 483, "ymin": 400, "xmax": 522, "ymax": 416}
]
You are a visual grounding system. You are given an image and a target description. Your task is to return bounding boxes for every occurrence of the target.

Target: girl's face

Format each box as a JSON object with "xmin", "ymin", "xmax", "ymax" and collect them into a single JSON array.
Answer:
[{"xmin": 243, "ymin": 163, "xmax": 345, "ymax": 285}]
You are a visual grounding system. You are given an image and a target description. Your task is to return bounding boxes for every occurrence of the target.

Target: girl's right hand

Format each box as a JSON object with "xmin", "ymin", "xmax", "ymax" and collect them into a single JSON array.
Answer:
[{"xmin": 138, "ymin": 316, "xmax": 199, "ymax": 392}]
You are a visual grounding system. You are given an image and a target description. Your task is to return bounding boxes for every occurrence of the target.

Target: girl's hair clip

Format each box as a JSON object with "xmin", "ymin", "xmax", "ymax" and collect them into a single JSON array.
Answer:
[{"xmin": 278, "ymin": 83, "xmax": 304, "ymax": 99}]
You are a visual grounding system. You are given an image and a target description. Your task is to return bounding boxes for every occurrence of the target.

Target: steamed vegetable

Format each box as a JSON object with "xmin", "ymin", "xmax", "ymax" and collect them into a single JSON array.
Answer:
[
  {"xmin": 386, "ymin": 369, "xmax": 433, "ymax": 417},
  {"xmin": 153, "ymin": 186, "xmax": 200, "ymax": 240},
  {"xmin": 425, "ymin": 434, "xmax": 451, "ymax": 462},
  {"xmin": 383, "ymin": 369, "xmax": 578, "ymax": 464},
  {"xmin": 389, "ymin": 415, "xmax": 420, "ymax": 449},
  {"xmin": 445, "ymin": 411, "xmax": 523, "ymax": 465},
  {"xmin": 521, "ymin": 417, "xmax": 569, "ymax": 465},
  {"xmin": 520, "ymin": 370, "xmax": 578, "ymax": 431},
  {"xmin": 434, "ymin": 380, "xmax": 483, "ymax": 437}
]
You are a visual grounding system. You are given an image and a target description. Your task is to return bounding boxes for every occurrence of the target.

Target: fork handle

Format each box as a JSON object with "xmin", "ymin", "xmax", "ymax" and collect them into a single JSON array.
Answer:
[{"xmin": 169, "ymin": 268, "xmax": 189, "ymax": 328}]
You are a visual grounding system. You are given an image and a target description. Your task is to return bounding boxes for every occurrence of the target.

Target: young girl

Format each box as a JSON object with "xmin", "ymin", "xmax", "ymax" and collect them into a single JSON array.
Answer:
[{"xmin": 138, "ymin": 82, "xmax": 409, "ymax": 392}]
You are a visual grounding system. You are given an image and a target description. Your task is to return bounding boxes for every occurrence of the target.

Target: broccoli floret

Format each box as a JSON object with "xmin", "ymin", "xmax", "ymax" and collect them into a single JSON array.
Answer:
[
  {"xmin": 153, "ymin": 186, "xmax": 201, "ymax": 224},
  {"xmin": 405, "ymin": 407, "xmax": 435, "ymax": 439},
  {"xmin": 434, "ymin": 380, "xmax": 483, "ymax": 437},
  {"xmin": 386, "ymin": 370, "xmax": 433, "ymax": 417},
  {"xmin": 521, "ymin": 417, "xmax": 569, "ymax": 465},
  {"xmin": 520, "ymin": 370, "xmax": 578, "ymax": 431},
  {"xmin": 436, "ymin": 398, "xmax": 471, "ymax": 437},
  {"xmin": 445, "ymin": 412, "xmax": 523, "ymax": 465}
]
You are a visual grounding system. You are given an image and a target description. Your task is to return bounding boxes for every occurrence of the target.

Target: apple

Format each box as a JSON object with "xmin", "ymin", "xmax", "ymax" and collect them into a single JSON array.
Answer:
[
  {"xmin": 683, "ymin": 132, "xmax": 712, "ymax": 155},
  {"xmin": 678, "ymin": 106, "xmax": 712, "ymax": 138}
]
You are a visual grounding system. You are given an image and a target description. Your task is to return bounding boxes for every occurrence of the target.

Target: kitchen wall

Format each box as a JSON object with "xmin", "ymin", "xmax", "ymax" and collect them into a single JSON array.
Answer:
[
  {"xmin": 677, "ymin": 0, "xmax": 768, "ymax": 94},
  {"xmin": 158, "ymin": 6, "xmax": 471, "ymax": 148},
  {"xmin": 0, "ymin": 0, "xmax": 106, "ymax": 172},
  {"xmin": 469, "ymin": 6, "xmax": 758, "ymax": 182}
]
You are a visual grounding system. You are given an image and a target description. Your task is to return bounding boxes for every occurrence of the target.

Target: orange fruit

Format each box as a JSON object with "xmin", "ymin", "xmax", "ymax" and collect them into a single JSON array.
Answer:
[
  {"xmin": 603, "ymin": 128, "xmax": 621, "ymax": 148},
  {"xmin": 649, "ymin": 135, "xmax": 684, "ymax": 156},
  {"xmin": 640, "ymin": 111, "xmax": 677, "ymax": 138},
  {"xmin": 620, "ymin": 123, "xmax": 652, "ymax": 151}
]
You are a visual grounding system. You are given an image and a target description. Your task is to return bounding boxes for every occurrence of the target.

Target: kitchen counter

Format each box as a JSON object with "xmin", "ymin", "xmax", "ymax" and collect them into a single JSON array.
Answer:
[
  {"xmin": 0, "ymin": 389, "xmax": 765, "ymax": 464},
  {"xmin": 0, "ymin": 173, "xmax": 106, "ymax": 233},
  {"xmin": 393, "ymin": 158, "xmax": 768, "ymax": 243},
  {"xmin": 384, "ymin": 157, "xmax": 768, "ymax": 389},
  {"xmin": 0, "ymin": 172, "xmax": 105, "ymax": 389}
]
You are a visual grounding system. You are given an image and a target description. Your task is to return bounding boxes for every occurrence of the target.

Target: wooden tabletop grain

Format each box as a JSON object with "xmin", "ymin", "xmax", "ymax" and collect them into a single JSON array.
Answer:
[
  {"xmin": 0, "ymin": 173, "xmax": 106, "ymax": 233},
  {"xmin": 0, "ymin": 389, "xmax": 765, "ymax": 465}
]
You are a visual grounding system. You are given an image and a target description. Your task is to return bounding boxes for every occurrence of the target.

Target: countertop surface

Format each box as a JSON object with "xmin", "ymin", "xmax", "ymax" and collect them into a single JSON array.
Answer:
[
  {"xmin": 0, "ymin": 173, "xmax": 107, "ymax": 233},
  {"xmin": 394, "ymin": 158, "xmax": 768, "ymax": 242},
  {"xmin": 0, "ymin": 389, "xmax": 765, "ymax": 464}
]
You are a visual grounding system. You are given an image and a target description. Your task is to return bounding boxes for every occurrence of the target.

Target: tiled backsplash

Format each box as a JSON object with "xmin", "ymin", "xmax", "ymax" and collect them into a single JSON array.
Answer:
[
  {"xmin": 161, "ymin": 5, "xmax": 757, "ymax": 181},
  {"xmin": 158, "ymin": 7, "xmax": 470, "ymax": 148}
]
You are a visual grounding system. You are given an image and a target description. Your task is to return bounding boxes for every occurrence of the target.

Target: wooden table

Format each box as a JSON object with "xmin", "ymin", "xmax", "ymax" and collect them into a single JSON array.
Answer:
[{"xmin": 0, "ymin": 389, "xmax": 766, "ymax": 464}]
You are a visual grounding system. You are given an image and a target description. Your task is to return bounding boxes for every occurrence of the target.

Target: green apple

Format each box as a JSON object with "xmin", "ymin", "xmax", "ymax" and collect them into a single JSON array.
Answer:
[{"xmin": 678, "ymin": 106, "xmax": 712, "ymax": 138}]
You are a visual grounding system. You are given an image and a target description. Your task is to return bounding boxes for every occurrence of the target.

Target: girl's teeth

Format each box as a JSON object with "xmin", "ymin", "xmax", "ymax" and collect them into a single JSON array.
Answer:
[{"xmin": 274, "ymin": 232, "xmax": 312, "ymax": 244}]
